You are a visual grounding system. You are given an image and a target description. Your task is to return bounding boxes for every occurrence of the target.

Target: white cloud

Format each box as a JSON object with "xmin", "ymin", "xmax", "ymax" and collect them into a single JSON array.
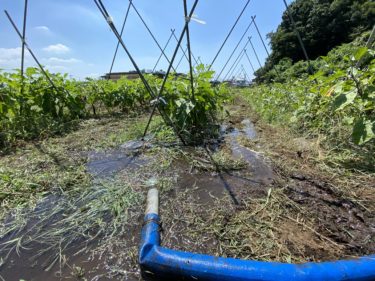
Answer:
[
  {"xmin": 0, "ymin": 47, "xmax": 23, "ymax": 60},
  {"xmin": 0, "ymin": 47, "xmax": 31, "ymax": 69},
  {"xmin": 35, "ymin": 26, "xmax": 50, "ymax": 32},
  {"xmin": 86, "ymin": 73, "xmax": 100, "ymax": 78},
  {"xmin": 45, "ymin": 65, "xmax": 69, "ymax": 72},
  {"xmin": 43, "ymin": 43, "xmax": 70, "ymax": 54},
  {"xmin": 47, "ymin": 57, "xmax": 82, "ymax": 64}
]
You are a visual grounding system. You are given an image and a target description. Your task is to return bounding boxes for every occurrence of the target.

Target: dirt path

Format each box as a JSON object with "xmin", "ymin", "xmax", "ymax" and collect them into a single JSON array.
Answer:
[{"xmin": 0, "ymin": 99, "xmax": 374, "ymax": 280}]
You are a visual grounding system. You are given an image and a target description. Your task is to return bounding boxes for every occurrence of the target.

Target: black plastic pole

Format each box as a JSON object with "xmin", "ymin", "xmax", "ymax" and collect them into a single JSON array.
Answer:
[
  {"xmin": 142, "ymin": 0, "xmax": 199, "ymax": 140},
  {"xmin": 222, "ymin": 39, "xmax": 250, "ymax": 81},
  {"xmin": 244, "ymin": 49, "xmax": 255, "ymax": 73},
  {"xmin": 191, "ymin": 52, "xmax": 199, "ymax": 67},
  {"xmin": 172, "ymin": 32, "xmax": 198, "ymax": 66},
  {"xmin": 236, "ymin": 65, "xmax": 246, "ymax": 80},
  {"xmin": 215, "ymin": 19, "xmax": 254, "ymax": 81},
  {"xmin": 225, "ymin": 51, "xmax": 246, "ymax": 81},
  {"xmin": 233, "ymin": 64, "xmax": 243, "ymax": 81},
  {"xmin": 93, "ymin": 0, "xmax": 186, "ymax": 144},
  {"xmin": 21, "ymin": 0, "xmax": 28, "ymax": 96},
  {"xmin": 224, "ymin": 50, "xmax": 245, "ymax": 80},
  {"xmin": 108, "ymin": 0, "xmax": 132, "ymax": 77},
  {"xmin": 248, "ymin": 36, "xmax": 262, "ymax": 68},
  {"xmin": 153, "ymin": 29, "xmax": 175, "ymax": 72},
  {"xmin": 129, "ymin": 1, "xmax": 176, "ymax": 72},
  {"xmin": 241, "ymin": 64, "xmax": 250, "ymax": 82},
  {"xmin": 183, "ymin": 0, "xmax": 195, "ymax": 100},
  {"xmin": 197, "ymin": 56, "xmax": 203, "ymax": 65},
  {"xmin": 251, "ymin": 15, "xmax": 270, "ymax": 56},
  {"xmin": 282, "ymin": 0, "xmax": 311, "ymax": 72},
  {"xmin": 175, "ymin": 47, "xmax": 188, "ymax": 71},
  {"xmin": 208, "ymin": 0, "xmax": 252, "ymax": 70},
  {"xmin": 251, "ymin": 15, "xmax": 282, "ymax": 78},
  {"xmin": 5, "ymin": 10, "xmax": 63, "ymax": 96}
]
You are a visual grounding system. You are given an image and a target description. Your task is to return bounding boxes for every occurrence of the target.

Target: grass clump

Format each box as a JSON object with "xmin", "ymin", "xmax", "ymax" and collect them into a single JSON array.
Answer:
[{"xmin": 0, "ymin": 175, "xmax": 143, "ymax": 268}]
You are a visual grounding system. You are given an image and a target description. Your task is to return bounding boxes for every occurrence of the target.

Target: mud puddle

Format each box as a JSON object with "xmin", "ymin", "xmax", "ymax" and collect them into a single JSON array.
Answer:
[
  {"xmin": 87, "ymin": 140, "xmax": 152, "ymax": 177},
  {"xmin": 0, "ymin": 195, "xmax": 105, "ymax": 281},
  {"xmin": 172, "ymin": 119, "xmax": 274, "ymax": 206},
  {"xmin": 0, "ymin": 120, "xmax": 295, "ymax": 281},
  {"xmin": 225, "ymin": 119, "xmax": 274, "ymax": 185},
  {"xmin": 0, "ymin": 140, "xmax": 151, "ymax": 281}
]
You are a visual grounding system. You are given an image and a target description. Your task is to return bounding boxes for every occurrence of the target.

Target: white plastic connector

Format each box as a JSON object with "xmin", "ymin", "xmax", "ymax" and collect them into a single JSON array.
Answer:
[
  {"xmin": 106, "ymin": 16, "xmax": 114, "ymax": 24},
  {"xmin": 146, "ymin": 188, "xmax": 159, "ymax": 215}
]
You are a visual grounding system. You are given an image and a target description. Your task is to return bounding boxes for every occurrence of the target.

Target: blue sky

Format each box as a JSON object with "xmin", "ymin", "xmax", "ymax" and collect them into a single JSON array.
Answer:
[{"xmin": 0, "ymin": 0, "xmax": 286, "ymax": 79}]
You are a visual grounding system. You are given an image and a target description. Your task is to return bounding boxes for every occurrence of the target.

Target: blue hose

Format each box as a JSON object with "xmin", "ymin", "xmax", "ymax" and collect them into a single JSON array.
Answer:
[{"xmin": 139, "ymin": 213, "xmax": 375, "ymax": 281}]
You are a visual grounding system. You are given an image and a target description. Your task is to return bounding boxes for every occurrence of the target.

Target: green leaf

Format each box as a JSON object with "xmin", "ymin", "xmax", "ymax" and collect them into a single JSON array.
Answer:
[
  {"xmin": 30, "ymin": 105, "xmax": 42, "ymax": 112},
  {"xmin": 352, "ymin": 118, "xmax": 375, "ymax": 145},
  {"xmin": 333, "ymin": 90, "xmax": 357, "ymax": 111},
  {"xmin": 6, "ymin": 108, "xmax": 15, "ymax": 119},
  {"xmin": 354, "ymin": 47, "xmax": 368, "ymax": 61}
]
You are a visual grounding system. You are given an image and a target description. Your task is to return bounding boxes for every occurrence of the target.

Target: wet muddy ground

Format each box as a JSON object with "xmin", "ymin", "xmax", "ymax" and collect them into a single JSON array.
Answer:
[{"xmin": 1, "ymin": 104, "xmax": 374, "ymax": 280}]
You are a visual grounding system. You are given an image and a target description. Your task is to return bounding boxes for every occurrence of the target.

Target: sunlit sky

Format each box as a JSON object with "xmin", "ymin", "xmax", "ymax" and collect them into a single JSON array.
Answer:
[{"xmin": 0, "ymin": 0, "xmax": 286, "ymax": 79}]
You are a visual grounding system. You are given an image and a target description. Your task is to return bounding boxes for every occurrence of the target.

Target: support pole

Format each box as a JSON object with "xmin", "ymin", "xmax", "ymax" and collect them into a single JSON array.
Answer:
[
  {"xmin": 241, "ymin": 65, "xmax": 250, "ymax": 82},
  {"xmin": 282, "ymin": 0, "xmax": 311, "ymax": 73},
  {"xmin": 153, "ymin": 29, "xmax": 175, "ymax": 72},
  {"xmin": 175, "ymin": 47, "xmax": 188, "ymax": 72},
  {"xmin": 244, "ymin": 49, "xmax": 255, "ymax": 73},
  {"xmin": 108, "ymin": 0, "xmax": 132, "ymax": 77},
  {"xmin": 183, "ymin": 0, "xmax": 195, "ymax": 100},
  {"xmin": 356, "ymin": 25, "xmax": 375, "ymax": 68},
  {"xmin": 93, "ymin": 0, "xmax": 186, "ymax": 144},
  {"xmin": 251, "ymin": 15, "xmax": 269, "ymax": 56},
  {"xmin": 129, "ymin": 1, "xmax": 177, "ymax": 72},
  {"xmin": 5, "ymin": 10, "xmax": 69, "ymax": 98},
  {"xmin": 248, "ymin": 36, "xmax": 262, "ymax": 68},
  {"xmin": 141, "ymin": 0, "xmax": 200, "ymax": 141},
  {"xmin": 215, "ymin": 19, "xmax": 254, "ymax": 81},
  {"xmin": 224, "ymin": 51, "xmax": 245, "ymax": 79},
  {"xmin": 233, "ymin": 63, "xmax": 244, "ymax": 81},
  {"xmin": 208, "ymin": 0, "xmax": 252, "ymax": 70},
  {"xmin": 172, "ymin": 32, "xmax": 199, "ymax": 66},
  {"xmin": 21, "ymin": 0, "xmax": 28, "ymax": 96},
  {"xmin": 251, "ymin": 15, "xmax": 282, "ymax": 79},
  {"xmin": 222, "ymin": 39, "xmax": 251, "ymax": 81}
]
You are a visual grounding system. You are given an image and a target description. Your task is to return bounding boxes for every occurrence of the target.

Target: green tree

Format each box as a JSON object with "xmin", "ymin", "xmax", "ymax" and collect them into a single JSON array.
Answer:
[{"xmin": 256, "ymin": 0, "xmax": 375, "ymax": 82}]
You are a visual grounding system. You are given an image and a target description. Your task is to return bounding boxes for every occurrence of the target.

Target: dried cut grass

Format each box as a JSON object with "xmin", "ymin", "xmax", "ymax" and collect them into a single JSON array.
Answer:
[{"xmin": 160, "ymin": 185, "xmax": 344, "ymax": 264}]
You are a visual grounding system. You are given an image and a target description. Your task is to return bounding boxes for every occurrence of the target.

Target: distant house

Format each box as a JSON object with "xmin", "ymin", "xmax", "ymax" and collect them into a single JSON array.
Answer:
[
  {"xmin": 222, "ymin": 79, "xmax": 252, "ymax": 87},
  {"xmin": 101, "ymin": 70, "xmax": 187, "ymax": 81},
  {"xmin": 101, "ymin": 70, "xmax": 168, "ymax": 81}
]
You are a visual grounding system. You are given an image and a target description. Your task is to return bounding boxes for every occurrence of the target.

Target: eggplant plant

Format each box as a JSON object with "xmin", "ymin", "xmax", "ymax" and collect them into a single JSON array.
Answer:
[{"xmin": 0, "ymin": 66, "xmax": 228, "ymax": 148}]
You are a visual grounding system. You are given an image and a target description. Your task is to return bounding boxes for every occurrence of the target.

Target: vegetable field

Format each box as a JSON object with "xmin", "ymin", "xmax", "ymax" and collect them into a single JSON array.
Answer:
[
  {"xmin": 0, "ymin": 66, "xmax": 227, "ymax": 148},
  {"xmin": 0, "ymin": 0, "xmax": 374, "ymax": 280}
]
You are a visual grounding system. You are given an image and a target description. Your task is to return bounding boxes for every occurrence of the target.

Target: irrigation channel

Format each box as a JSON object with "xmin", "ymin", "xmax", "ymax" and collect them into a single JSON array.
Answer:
[{"xmin": 0, "ymin": 100, "xmax": 374, "ymax": 280}]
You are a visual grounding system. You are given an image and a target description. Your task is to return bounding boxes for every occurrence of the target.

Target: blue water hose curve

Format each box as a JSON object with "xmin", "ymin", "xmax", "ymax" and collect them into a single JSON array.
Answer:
[{"xmin": 139, "ymin": 190, "xmax": 375, "ymax": 281}]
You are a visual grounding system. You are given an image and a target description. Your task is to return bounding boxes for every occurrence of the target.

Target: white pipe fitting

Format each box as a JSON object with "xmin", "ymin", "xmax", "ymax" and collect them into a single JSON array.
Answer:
[{"xmin": 146, "ymin": 188, "xmax": 159, "ymax": 216}]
